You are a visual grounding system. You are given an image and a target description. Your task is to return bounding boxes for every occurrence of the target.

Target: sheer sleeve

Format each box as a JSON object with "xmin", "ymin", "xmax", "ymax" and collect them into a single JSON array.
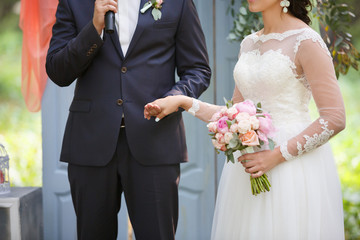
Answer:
[
  {"xmin": 187, "ymin": 85, "xmax": 244, "ymax": 122},
  {"xmin": 279, "ymin": 36, "xmax": 346, "ymax": 160}
]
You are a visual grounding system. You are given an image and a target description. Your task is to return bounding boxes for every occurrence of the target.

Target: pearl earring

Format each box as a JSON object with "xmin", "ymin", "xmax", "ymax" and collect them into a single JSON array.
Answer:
[{"xmin": 280, "ymin": 0, "xmax": 290, "ymax": 13}]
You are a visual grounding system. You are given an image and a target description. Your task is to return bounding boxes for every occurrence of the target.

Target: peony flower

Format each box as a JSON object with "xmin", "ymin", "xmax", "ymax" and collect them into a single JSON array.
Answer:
[
  {"xmin": 240, "ymin": 130, "xmax": 260, "ymax": 146},
  {"xmin": 217, "ymin": 116, "xmax": 229, "ymax": 134},
  {"xmin": 225, "ymin": 107, "xmax": 239, "ymax": 120},
  {"xmin": 235, "ymin": 100, "xmax": 257, "ymax": 116},
  {"xmin": 207, "ymin": 122, "xmax": 217, "ymax": 133},
  {"xmin": 224, "ymin": 132, "xmax": 234, "ymax": 144},
  {"xmin": 257, "ymin": 130, "xmax": 268, "ymax": 144},
  {"xmin": 258, "ymin": 113, "xmax": 275, "ymax": 135}
]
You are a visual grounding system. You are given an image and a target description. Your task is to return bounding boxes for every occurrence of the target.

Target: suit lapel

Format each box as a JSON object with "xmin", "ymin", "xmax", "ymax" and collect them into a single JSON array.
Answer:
[
  {"xmin": 124, "ymin": 0, "xmax": 149, "ymax": 59},
  {"xmin": 108, "ymin": 30, "xmax": 125, "ymax": 60}
]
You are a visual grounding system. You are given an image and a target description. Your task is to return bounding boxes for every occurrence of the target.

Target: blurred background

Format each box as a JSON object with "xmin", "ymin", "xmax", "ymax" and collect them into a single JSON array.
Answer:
[{"xmin": 0, "ymin": 0, "xmax": 359, "ymax": 239}]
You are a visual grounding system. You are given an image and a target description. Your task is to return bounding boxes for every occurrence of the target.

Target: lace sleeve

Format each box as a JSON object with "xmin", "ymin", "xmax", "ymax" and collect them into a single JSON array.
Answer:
[
  {"xmin": 187, "ymin": 85, "xmax": 244, "ymax": 122},
  {"xmin": 279, "ymin": 34, "xmax": 346, "ymax": 160}
]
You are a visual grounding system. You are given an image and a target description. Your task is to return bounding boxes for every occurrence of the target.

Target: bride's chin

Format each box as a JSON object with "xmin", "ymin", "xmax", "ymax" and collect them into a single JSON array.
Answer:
[{"xmin": 248, "ymin": 7, "xmax": 261, "ymax": 13}]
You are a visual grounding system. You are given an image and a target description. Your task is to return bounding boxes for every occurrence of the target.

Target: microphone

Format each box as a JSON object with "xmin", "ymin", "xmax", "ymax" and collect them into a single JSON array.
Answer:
[{"xmin": 105, "ymin": 11, "xmax": 115, "ymax": 34}]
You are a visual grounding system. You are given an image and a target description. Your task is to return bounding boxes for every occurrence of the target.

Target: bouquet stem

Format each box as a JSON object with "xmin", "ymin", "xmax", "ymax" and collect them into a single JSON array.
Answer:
[{"xmin": 241, "ymin": 148, "xmax": 272, "ymax": 196}]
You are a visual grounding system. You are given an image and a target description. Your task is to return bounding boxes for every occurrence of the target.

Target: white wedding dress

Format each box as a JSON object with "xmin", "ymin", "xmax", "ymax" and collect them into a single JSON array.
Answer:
[{"xmin": 190, "ymin": 27, "xmax": 345, "ymax": 239}]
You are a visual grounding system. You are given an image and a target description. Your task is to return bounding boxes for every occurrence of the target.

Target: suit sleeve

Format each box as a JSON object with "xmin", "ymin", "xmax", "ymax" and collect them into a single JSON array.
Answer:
[
  {"xmin": 163, "ymin": 0, "xmax": 211, "ymax": 98},
  {"xmin": 45, "ymin": 0, "xmax": 104, "ymax": 87}
]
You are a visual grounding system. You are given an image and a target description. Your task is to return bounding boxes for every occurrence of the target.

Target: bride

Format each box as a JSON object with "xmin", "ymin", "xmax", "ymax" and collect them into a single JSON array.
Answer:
[{"xmin": 144, "ymin": 0, "xmax": 345, "ymax": 239}]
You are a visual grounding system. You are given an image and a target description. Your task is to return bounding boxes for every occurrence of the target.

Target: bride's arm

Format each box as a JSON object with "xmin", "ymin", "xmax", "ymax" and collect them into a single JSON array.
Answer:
[
  {"xmin": 279, "ymin": 37, "xmax": 346, "ymax": 160},
  {"xmin": 144, "ymin": 85, "xmax": 244, "ymax": 122},
  {"xmin": 239, "ymin": 35, "xmax": 346, "ymax": 177}
]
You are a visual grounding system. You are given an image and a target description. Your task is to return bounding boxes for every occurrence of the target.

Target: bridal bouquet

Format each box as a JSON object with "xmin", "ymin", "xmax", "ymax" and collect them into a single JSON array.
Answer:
[{"xmin": 207, "ymin": 99, "xmax": 275, "ymax": 196}]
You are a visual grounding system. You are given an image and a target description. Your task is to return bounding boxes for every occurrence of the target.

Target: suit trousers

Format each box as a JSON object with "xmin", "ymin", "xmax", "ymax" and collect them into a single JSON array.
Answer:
[{"xmin": 68, "ymin": 128, "xmax": 180, "ymax": 240}]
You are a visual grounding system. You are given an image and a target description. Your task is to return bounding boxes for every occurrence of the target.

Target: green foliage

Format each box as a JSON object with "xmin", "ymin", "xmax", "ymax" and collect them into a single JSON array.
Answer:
[
  {"xmin": 228, "ymin": 0, "xmax": 360, "ymax": 78},
  {"xmin": 227, "ymin": 3, "xmax": 262, "ymax": 41},
  {"xmin": 333, "ymin": 71, "xmax": 360, "ymax": 239},
  {"xmin": 0, "ymin": 13, "xmax": 42, "ymax": 187},
  {"xmin": 0, "ymin": 103, "xmax": 42, "ymax": 187},
  {"xmin": 315, "ymin": 0, "xmax": 360, "ymax": 77}
]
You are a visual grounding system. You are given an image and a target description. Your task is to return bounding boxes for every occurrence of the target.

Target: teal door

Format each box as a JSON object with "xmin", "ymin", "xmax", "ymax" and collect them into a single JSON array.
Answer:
[{"xmin": 41, "ymin": 1, "xmax": 239, "ymax": 239}]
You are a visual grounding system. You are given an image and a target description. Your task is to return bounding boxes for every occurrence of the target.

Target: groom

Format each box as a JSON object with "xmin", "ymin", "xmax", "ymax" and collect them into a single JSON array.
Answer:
[{"xmin": 46, "ymin": 0, "xmax": 211, "ymax": 239}]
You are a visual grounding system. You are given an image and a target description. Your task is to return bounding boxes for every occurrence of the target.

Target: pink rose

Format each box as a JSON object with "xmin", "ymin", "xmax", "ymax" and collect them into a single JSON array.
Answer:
[
  {"xmin": 257, "ymin": 130, "xmax": 268, "ymax": 144},
  {"xmin": 207, "ymin": 122, "xmax": 217, "ymax": 133},
  {"xmin": 239, "ymin": 130, "xmax": 260, "ymax": 146},
  {"xmin": 212, "ymin": 139, "xmax": 226, "ymax": 151},
  {"xmin": 258, "ymin": 114, "xmax": 275, "ymax": 135},
  {"xmin": 235, "ymin": 100, "xmax": 257, "ymax": 116},
  {"xmin": 210, "ymin": 111, "xmax": 223, "ymax": 122},
  {"xmin": 155, "ymin": 0, "xmax": 163, "ymax": 8},
  {"xmin": 225, "ymin": 107, "xmax": 239, "ymax": 120},
  {"xmin": 217, "ymin": 116, "xmax": 229, "ymax": 134},
  {"xmin": 215, "ymin": 133, "xmax": 225, "ymax": 144}
]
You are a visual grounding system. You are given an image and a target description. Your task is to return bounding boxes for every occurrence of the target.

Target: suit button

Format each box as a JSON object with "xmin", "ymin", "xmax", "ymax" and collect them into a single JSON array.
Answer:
[
  {"xmin": 121, "ymin": 67, "xmax": 127, "ymax": 73},
  {"xmin": 117, "ymin": 99, "xmax": 123, "ymax": 106}
]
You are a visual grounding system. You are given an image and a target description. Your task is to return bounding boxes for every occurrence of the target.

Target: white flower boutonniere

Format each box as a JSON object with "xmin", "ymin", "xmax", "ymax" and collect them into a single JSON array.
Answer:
[{"xmin": 140, "ymin": 0, "xmax": 164, "ymax": 21}]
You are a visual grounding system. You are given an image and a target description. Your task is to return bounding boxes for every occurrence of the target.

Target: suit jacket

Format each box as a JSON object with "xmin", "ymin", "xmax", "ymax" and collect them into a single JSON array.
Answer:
[{"xmin": 46, "ymin": 0, "xmax": 211, "ymax": 166}]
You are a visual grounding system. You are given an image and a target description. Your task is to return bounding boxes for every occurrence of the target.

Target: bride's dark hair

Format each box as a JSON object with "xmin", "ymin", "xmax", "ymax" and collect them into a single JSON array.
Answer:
[{"xmin": 288, "ymin": 0, "xmax": 313, "ymax": 25}]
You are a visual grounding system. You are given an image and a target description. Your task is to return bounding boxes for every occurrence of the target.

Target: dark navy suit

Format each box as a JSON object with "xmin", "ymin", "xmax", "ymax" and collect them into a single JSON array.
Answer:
[{"xmin": 46, "ymin": 0, "xmax": 210, "ymax": 239}]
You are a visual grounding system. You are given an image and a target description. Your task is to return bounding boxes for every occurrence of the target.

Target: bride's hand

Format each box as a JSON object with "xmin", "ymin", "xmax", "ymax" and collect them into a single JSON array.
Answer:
[
  {"xmin": 237, "ymin": 147, "xmax": 285, "ymax": 178},
  {"xmin": 144, "ymin": 95, "xmax": 186, "ymax": 121}
]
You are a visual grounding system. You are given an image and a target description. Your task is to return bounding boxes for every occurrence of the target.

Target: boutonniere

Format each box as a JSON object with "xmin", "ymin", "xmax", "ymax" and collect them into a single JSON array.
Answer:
[{"xmin": 140, "ymin": 0, "xmax": 164, "ymax": 21}]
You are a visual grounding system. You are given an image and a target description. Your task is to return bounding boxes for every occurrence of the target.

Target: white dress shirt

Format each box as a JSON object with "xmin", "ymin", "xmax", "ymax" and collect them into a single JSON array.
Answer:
[{"xmin": 116, "ymin": 0, "xmax": 140, "ymax": 55}]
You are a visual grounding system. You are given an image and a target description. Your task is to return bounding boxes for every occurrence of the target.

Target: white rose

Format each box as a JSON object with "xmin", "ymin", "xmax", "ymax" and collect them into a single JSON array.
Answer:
[
  {"xmin": 249, "ymin": 116, "xmax": 260, "ymax": 130},
  {"xmin": 230, "ymin": 123, "xmax": 239, "ymax": 133},
  {"xmin": 235, "ymin": 112, "xmax": 250, "ymax": 123},
  {"xmin": 237, "ymin": 119, "xmax": 252, "ymax": 134},
  {"xmin": 224, "ymin": 132, "xmax": 234, "ymax": 144}
]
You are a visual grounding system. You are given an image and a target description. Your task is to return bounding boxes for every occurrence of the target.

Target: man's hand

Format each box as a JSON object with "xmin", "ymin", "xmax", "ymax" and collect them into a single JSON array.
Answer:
[{"xmin": 93, "ymin": 0, "xmax": 118, "ymax": 35}]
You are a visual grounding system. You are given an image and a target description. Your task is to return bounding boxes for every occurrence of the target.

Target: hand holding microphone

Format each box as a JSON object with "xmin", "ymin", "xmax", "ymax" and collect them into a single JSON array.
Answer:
[{"xmin": 93, "ymin": 0, "xmax": 118, "ymax": 35}]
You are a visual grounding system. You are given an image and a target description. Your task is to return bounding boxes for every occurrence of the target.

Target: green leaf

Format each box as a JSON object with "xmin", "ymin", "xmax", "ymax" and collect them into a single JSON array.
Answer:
[
  {"xmin": 226, "ymin": 120, "xmax": 233, "ymax": 128},
  {"xmin": 268, "ymin": 139, "xmax": 275, "ymax": 150},
  {"xmin": 239, "ymin": 6, "xmax": 247, "ymax": 15},
  {"xmin": 228, "ymin": 136, "xmax": 239, "ymax": 149},
  {"xmin": 152, "ymin": 8, "xmax": 162, "ymax": 21},
  {"xmin": 227, "ymin": 153, "xmax": 235, "ymax": 164}
]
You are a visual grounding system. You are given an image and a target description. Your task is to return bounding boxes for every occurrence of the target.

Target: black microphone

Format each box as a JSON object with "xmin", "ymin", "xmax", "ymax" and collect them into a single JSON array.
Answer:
[{"xmin": 105, "ymin": 11, "xmax": 115, "ymax": 34}]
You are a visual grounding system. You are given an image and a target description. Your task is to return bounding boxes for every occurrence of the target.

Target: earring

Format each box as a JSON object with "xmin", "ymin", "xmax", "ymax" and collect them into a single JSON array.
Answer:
[{"xmin": 280, "ymin": 0, "xmax": 290, "ymax": 13}]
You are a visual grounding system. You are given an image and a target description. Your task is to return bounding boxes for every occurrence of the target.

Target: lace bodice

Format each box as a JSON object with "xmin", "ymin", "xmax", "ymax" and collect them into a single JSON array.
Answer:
[{"xmin": 189, "ymin": 27, "xmax": 345, "ymax": 161}]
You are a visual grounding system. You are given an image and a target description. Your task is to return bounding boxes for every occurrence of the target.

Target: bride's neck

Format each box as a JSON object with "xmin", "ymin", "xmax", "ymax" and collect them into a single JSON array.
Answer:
[{"xmin": 261, "ymin": 8, "xmax": 298, "ymax": 34}]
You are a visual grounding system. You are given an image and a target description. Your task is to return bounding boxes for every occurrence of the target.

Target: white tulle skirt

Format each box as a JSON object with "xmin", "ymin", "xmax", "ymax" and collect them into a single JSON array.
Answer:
[{"xmin": 211, "ymin": 122, "xmax": 345, "ymax": 240}]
